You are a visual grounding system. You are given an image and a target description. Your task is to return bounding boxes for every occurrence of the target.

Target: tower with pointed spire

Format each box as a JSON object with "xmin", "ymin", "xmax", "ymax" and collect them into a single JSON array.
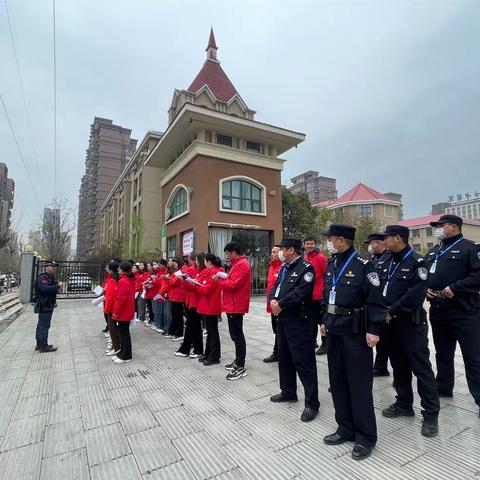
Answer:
[{"xmin": 169, "ymin": 28, "xmax": 256, "ymax": 124}]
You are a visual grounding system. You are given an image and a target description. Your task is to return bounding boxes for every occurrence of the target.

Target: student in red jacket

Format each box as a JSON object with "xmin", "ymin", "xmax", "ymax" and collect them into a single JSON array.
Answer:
[
  {"xmin": 160, "ymin": 257, "xmax": 186, "ymax": 340},
  {"xmin": 195, "ymin": 253, "xmax": 223, "ymax": 365},
  {"xmin": 263, "ymin": 246, "xmax": 283, "ymax": 363},
  {"xmin": 104, "ymin": 262, "xmax": 120, "ymax": 357},
  {"xmin": 176, "ymin": 252, "xmax": 204, "ymax": 358},
  {"xmin": 215, "ymin": 242, "xmax": 251, "ymax": 380},
  {"xmin": 101, "ymin": 265, "xmax": 110, "ymax": 334},
  {"xmin": 151, "ymin": 259, "xmax": 168, "ymax": 333},
  {"xmin": 304, "ymin": 236, "xmax": 327, "ymax": 355},
  {"xmin": 112, "ymin": 262, "xmax": 136, "ymax": 364},
  {"xmin": 135, "ymin": 262, "xmax": 149, "ymax": 323},
  {"xmin": 143, "ymin": 262, "xmax": 156, "ymax": 325}
]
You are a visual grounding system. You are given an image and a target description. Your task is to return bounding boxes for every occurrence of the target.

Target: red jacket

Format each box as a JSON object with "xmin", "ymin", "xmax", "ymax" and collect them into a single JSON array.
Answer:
[
  {"xmin": 113, "ymin": 274, "xmax": 135, "ymax": 321},
  {"xmin": 305, "ymin": 249, "xmax": 327, "ymax": 300},
  {"xmin": 195, "ymin": 267, "xmax": 222, "ymax": 315},
  {"xmin": 218, "ymin": 256, "xmax": 251, "ymax": 314},
  {"xmin": 160, "ymin": 273, "xmax": 186, "ymax": 303},
  {"xmin": 266, "ymin": 259, "xmax": 282, "ymax": 313},
  {"xmin": 183, "ymin": 265, "xmax": 200, "ymax": 309},
  {"xmin": 135, "ymin": 271, "xmax": 149, "ymax": 293},
  {"xmin": 103, "ymin": 276, "xmax": 117, "ymax": 314}
]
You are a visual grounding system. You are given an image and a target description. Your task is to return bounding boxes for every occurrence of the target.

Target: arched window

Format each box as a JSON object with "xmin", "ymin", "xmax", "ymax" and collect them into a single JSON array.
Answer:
[
  {"xmin": 166, "ymin": 186, "xmax": 189, "ymax": 222},
  {"xmin": 221, "ymin": 178, "xmax": 264, "ymax": 214}
]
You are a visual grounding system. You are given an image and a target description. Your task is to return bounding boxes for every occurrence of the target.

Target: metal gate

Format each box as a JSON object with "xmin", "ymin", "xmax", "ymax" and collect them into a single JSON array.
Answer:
[{"xmin": 32, "ymin": 260, "xmax": 105, "ymax": 300}]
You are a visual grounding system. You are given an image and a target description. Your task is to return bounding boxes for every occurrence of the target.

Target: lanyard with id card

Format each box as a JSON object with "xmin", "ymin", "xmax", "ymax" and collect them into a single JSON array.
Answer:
[
  {"xmin": 383, "ymin": 249, "xmax": 413, "ymax": 297},
  {"xmin": 429, "ymin": 236, "xmax": 463, "ymax": 274},
  {"xmin": 274, "ymin": 266, "xmax": 288, "ymax": 298},
  {"xmin": 329, "ymin": 251, "xmax": 357, "ymax": 305}
]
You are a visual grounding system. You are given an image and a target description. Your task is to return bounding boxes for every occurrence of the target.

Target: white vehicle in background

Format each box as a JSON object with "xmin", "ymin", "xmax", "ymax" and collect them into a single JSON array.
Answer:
[{"xmin": 67, "ymin": 273, "xmax": 92, "ymax": 292}]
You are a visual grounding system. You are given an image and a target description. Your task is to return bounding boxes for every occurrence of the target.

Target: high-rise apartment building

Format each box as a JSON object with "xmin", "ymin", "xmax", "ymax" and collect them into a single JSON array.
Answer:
[
  {"xmin": 76, "ymin": 117, "xmax": 137, "ymax": 258},
  {"xmin": 289, "ymin": 171, "xmax": 337, "ymax": 204},
  {"xmin": 0, "ymin": 163, "xmax": 15, "ymax": 240}
]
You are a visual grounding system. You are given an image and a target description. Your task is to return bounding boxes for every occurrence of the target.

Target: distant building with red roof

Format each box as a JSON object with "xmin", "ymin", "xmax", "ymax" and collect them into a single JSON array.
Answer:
[
  {"xmin": 398, "ymin": 214, "xmax": 480, "ymax": 252},
  {"xmin": 313, "ymin": 182, "xmax": 403, "ymax": 229}
]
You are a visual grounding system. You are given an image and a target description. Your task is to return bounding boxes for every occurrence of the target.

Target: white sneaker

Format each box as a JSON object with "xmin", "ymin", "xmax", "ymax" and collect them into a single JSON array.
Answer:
[
  {"xmin": 103, "ymin": 332, "xmax": 110, "ymax": 338},
  {"xmin": 158, "ymin": 329, "xmax": 165, "ymax": 333},
  {"xmin": 143, "ymin": 320, "xmax": 149, "ymax": 326},
  {"xmin": 174, "ymin": 351, "xmax": 188, "ymax": 357},
  {"xmin": 113, "ymin": 358, "xmax": 132, "ymax": 364},
  {"xmin": 111, "ymin": 355, "xmax": 118, "ymax": 361},
  {"xmin": 190, "ymin": 353, "xmax": 200, "ymax": 359},
  {"xmin": 171, "ymin": 336, "xmax": 184, "ymax": 342},
  {"xmin": 105, "ymin": 346, "xmax": 112, "ymax": 353},
  {"xmin": 106, "ymin": 349, "xmax": 120, "ymax": 356}
]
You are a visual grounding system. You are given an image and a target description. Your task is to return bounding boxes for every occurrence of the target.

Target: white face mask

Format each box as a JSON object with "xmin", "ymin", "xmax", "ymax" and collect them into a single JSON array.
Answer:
[
  {"xmin": 326, "ymin": 240, "xmax": 338, "ymax": 254},
  {"xmin": 435, "ymin": 227, "xmax": 446, "ymax": 240},
  {"xmin": 278, "ymin": 250, "xmax": 286, "ymax": 262},
  {"xmin": 367, "ymin": 244, "xmax": 374, "ymax": 255}
]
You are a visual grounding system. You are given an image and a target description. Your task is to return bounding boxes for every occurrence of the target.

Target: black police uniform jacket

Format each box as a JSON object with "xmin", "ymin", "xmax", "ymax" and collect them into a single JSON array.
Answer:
[
  {"xmin": 268, "ymin": 256, "xmax": 315, "ymax": 322},
  {"xmin": 35, "ymin": 272, "xmax": 60, "ymax": 306},
  {"xmin": 320, "ymin": 247, "xmax": 385, "ymax": 336},
  {"xmin": 424, "ymin": 234, "xmax": 480, "ymax": 311},
  {"xmin": 379, "ymin": 246, "xmax": 428, "ymax": 320},
  {"xmin": 371, "ymin": 250, "xmax": 391, "ymax": 270}
]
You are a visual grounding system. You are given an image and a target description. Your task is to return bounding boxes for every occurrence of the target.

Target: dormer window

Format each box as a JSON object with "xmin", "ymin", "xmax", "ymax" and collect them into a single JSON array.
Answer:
[{"xmin": 216, "ymin": 134, "xmax": 233, "ymax": 147}]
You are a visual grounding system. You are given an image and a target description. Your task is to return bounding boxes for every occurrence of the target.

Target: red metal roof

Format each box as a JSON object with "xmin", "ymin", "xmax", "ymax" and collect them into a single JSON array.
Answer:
[
  {"xmin": 329, "ymin": 182, "xmax": 398, "ymax": 206},
  {"xmin": 206, "ymin": 27, "xmax": 217, "ymax": 51},
  {"xmin": 187, "ymin": 60, "xmax": 238, "ymax": 103},
  {"xmin": 400, "ymin": 215, "xmax": 480, "ymax": 227}
]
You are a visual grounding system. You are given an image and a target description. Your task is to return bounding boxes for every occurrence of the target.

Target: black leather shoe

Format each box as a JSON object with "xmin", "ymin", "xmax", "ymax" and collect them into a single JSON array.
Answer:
[
  {"xmin": 301, "ymin": 407, "xmax": 318, "ymax": 422},
  {"xmin": 352, "ymin": 444, "xmax": 374, "ymax": 461},
  {"xmin": 270, "ymin": 393, "xmax": 298, "ymax": 403},
  {"xmin": 373, "ymin": 369, "xmax": 390, "ymax": 377},
  {"xmin": 203, "ymin": 359, "xmax": 220, "ymax": 366},
  {"xmin": 323, "ymin": 433, "xmax": 350, "ymax": 445},
  {"xmin": 39, "ymin": 344, "xmax": 57, "ymax": 353},
  {"xmin": 382, "ymin": 403, "xmax": 415, "ymax": 418},
  {"xmin": 263, "ymin": 354, "xmax": 278, "ymax": 363},
  {"xmin": 316, "ymin": 344, "xmax": 327, "ymax": 356},
  {"xmin": 198, "ymin": 354, "xmax": 206, "ymax": 362},
  {"xmin": 421, "ymin": 419, "xmax": 438, "ymax": 437}
]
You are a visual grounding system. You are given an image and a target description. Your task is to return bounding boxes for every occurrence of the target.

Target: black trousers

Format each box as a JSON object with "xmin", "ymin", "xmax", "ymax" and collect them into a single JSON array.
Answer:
[
  {"xmin": 373, "ymin": 322, "xmax": 390, "ymax": 372},
  {"xmin": 227, "ymin": 314, "xmax": 246, "ymax": 367},
  {"xmin": 117, "ymin": 321, "xmax": 132, "ymax": 360},
  {"xmin": 145, "ymin": 299, "xmax": 154, "ymax": 323},
  {"xmin": 270, "ymin": 314, "xmax": 278, "ymax": 356},
  {"xmin": 103, "ymin": 312, "xmax": 109, "ymax": 328},
  {"xmin": 170, "ymin": 301, "xmax": 184, "ymax": 337},
  {"xmin": 178, "ymin": 308, "xmax": 203, "ymax": 355},
  {"xmin": 277, "ymin": 315, "xmax": 319, "ymax": 410},
  {"xmin": 204, "ymin": 314, "xmax": 221, "ymax": 361},
  {"xmin": 430, "ymin": 305, "xmax": 480, "ymax": 406},
  {"xmin": 310, "ymin": 301, "xmax": 326, "ymax": 346},
  {"xmin": 327, "ymin": 334, "xmax": 377, "ymax": 447},
  {"xmin": 108, "ymin": 315, "xmax": 121, "ymax": 352},
  {"xmin": 389, "ymin": 317, "xmax": 440, "ymax": 420},
  {"xmin": 36, "ymin": 306, "xmax": 54, "ymax": 341}
]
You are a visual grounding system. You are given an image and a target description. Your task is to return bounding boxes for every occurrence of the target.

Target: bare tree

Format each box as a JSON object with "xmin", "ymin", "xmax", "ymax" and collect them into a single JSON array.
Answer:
[{"xmin": 34, "ymin": 197, "xmax": 75, "ymax": 261}]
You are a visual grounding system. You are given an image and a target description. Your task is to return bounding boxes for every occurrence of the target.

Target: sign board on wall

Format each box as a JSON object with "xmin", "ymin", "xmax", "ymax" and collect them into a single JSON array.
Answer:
[{"xmin": 182, "ymin": 230, "xmax": 194, "ymax": 255}]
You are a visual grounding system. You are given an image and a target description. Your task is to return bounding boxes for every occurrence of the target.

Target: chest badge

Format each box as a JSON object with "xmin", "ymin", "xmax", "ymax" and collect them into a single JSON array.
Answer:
[
  {"xmin": 345, "ymin": 271, "xmax": 355, "ymax": 278},
  {"xmin": 291, "ymin": 272, "xmax": 298, "ymax": 277}
]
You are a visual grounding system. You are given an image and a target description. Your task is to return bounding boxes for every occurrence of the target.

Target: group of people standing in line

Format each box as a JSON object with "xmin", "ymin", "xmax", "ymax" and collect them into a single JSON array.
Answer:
[
  {"xmin": 102, "ymin": 242, "xmax": 252, "ymax": 380},
  {"xmin": 34, "ymin": 213, "xmax": 480, "ymax": 463}
]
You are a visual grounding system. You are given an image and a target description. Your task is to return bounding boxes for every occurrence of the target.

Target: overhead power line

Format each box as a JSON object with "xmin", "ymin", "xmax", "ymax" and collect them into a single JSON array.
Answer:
[
  {"xmin": 0, "ymin": 92, "xmax": 42, "ymax": 205},
  {"xmin": 4, "ymin": 0, "xmax": 43, "ymax": 192}
]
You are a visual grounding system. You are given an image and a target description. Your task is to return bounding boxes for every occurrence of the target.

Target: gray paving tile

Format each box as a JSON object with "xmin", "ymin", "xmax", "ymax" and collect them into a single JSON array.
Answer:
[
  {"xmin": 109, "ymin": 386, "xmax": 142, "ymax": 409},
  {"xmin": 117, "ymin": 402, "xmax": 158, "ymax": 434},
  {"xmin": 153, "ymin": 407, "xmax": 203, "ymax": 440},
  {"xmin": 173, "ymin": 431, "xmax": 238, "ymax": 479},
  {"xmin": 0, "ymin": 413, "xmax": 46, "ymax": 452},
  {"xmin": 82, "ymin": 399, "xmax": 119, "ymax": 430},
  {"xmin": 85, "ymin": 422, "xmax": 131, "ymax": 466},
  {"xmin": 40, "ymin": 447, "xmax": 90, "ymax": 480},
  {"xmin": 47, "ymin": 392, "xmax": 82, "ymax": 425},
  {"xmin": 43, "ymin": 417, "xmax": 86, "ymax": 458},
  {"xmin": 102, "ymin": 372, "xmax": 133, "ymax": 390},
  {"xmin": 195, "ymin": 409, "xmax": 252, "ymax": 446},
  {"xmin": 127, "ymin": 426, "xmax": 181, "ymax": 473},
  {"xmin": 141, "ymin": 388, "xmax": 183, "ymax": 412},
  {"xmin": 141, "ymin": 460, "xmax": 195, "ymax": 479},
  {"xmin": 79, "ymin": 383, "xmax": 110, "ymax": 406},
  {"xmin": 90, "ymin": 454, "xmax": 142, "ymax": 480},
  {"xmin": 11, "ymin": 394, "xmax": 49, "ymax": 420},
  {"xmin": 0, "ymin": 442, "xmax": 43, "ymax": 479}
]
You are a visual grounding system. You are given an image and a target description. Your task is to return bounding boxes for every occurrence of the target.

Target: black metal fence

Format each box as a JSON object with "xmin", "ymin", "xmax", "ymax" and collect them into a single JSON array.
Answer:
[{"xmin": 32, "ymin": 260, "xmax": 105, "ymax": 300}]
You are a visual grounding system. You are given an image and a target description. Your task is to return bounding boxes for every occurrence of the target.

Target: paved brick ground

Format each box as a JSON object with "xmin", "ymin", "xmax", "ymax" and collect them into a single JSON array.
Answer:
[{"xmin": 0, "ymin": 299, "xmax": 478, "ymax": 479}]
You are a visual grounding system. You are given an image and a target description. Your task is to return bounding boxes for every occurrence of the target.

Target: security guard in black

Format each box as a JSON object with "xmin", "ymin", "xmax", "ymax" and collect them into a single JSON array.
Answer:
[
  {"xmin": 320, "ymin": 224, "xmax": 384, "ymax": 460},
  {"xmin": 378, "ymin": 225, "xmax": 440, "ymax": 437},
  {"xmin": 425, "ymin": 214, "xmax": 480, "ymax": 413},
  {"xmin": 269, "ymin": 237, "xmax": 319, "ymax": 422}
]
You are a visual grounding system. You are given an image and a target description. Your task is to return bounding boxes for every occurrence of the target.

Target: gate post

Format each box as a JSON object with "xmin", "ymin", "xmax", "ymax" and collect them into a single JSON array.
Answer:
[{"xmin": 19, "ymin": 252, "xmax": 35, "ymax": 304}]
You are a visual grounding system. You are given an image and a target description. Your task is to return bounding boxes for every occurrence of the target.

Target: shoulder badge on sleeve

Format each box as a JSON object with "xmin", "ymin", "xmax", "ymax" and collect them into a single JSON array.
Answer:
[
  {"xmin": 477, "ymin": 251, "xmax": 480, "ymax": 261},
  {"xmin": 367, "ymin": 272, "xmax": 380, "ymax": 287},
  {"xmin": 303, "ymin": 272, "xmax": 314, "ymax": 283},
  {"xmin": 418, "ymin": 267, "xmax": 428, "ymax": 280}
]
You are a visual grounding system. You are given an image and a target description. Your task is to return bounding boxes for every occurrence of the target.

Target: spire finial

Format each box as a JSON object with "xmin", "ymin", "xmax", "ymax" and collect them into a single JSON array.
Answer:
[{"xmin": 206, "ymin": 27, "xmax": 218, "ymax": 61}]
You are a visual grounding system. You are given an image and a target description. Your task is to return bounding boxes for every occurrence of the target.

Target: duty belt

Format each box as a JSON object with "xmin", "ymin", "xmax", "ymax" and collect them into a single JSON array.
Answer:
[
  {"xmin": 327, "ymin": 305, "xmax": 354, "ymax": 315},
  {"xmin": 433, "ymin": 290, "xmax": 448, "ymax": 298}
]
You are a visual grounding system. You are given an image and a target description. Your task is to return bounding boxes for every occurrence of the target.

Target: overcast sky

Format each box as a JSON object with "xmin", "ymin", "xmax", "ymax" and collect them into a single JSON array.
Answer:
[{"xmin": 1, "ymin": 0, "xmax": 480, "ymax": 237}]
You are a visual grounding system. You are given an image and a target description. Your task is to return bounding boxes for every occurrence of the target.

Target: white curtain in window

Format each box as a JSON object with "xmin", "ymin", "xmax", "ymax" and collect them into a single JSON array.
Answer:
[{"xmin": 208, "ymin": 228, "xmax": 233, "ymax": 258}]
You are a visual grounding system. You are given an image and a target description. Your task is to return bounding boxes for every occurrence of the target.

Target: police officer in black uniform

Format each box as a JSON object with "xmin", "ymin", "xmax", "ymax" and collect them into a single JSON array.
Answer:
[
  {"xmin": 364, "ymin": 233, "xmax": 392, "ymax": 377},
  {"xmin": 377, "ymin": 225, "xmax": 440, "ymax": 437},
  {"xmin": 34, "ymin": 261, "xmax": 62, "ymax": 353},
  {"xmin": 425, "ymin": 214, "xmax": 480, "ymax": 417},
  {"xmin": 320, "ymin": 225, "xmax": 385, "ymax": 461},
  {"xmin": 269, "ymin": 238, "xmax": 319, "ymax": 423}
]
